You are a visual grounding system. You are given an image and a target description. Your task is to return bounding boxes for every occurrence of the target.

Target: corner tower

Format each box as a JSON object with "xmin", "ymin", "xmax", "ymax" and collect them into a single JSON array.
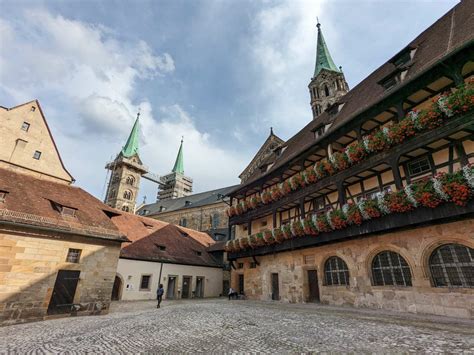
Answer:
[
  {"xmin": 308, "ymin": 22, "xmax": 349, "ymax": 120},
  {"xmin": 104, "ymin": 114, "xmax": 148, "ymax": 212},
  {"xmin": 157, "ymin": 138, "xmax": 193, "ymax": 201}
]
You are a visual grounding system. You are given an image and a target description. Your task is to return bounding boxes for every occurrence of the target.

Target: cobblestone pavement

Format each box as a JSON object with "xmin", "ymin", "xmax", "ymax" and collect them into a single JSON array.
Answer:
[{"xmin": 1, "ymin": 299, "xmax": 473, "ymax": 354}]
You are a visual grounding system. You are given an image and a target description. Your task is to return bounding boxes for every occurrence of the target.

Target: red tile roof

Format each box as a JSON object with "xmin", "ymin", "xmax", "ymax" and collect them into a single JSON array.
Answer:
[
  {"xmin": 0, "ymin": 168, "xmax": 125, "ymax": 242},
  {"xmin": 119, "ymin": 224, "xmax": 221, "ymax": 267}
]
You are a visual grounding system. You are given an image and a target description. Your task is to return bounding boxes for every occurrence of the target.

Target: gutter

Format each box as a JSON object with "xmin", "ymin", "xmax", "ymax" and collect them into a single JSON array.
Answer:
[
  {"xmin": 119, "ymin": 256, "xmax": 222, "ymax": 269},
  {"xmin": 0, "ymin": 220, "xmax": 128, "ymax": 243}
]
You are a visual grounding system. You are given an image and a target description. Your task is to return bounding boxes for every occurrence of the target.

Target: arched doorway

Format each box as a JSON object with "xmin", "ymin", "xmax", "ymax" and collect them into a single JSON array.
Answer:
[{"xmin": 111, "ymin": 275, "xmax": 123, "ymax": 301}]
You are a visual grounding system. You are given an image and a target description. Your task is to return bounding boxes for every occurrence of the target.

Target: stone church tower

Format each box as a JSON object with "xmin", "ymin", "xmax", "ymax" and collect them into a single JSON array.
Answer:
[
  {"xmin": 157, "ymin": 139, "xmax": 193, "ymax": 201},
  {"xmin": 104, "ymin": 114, "xmax": 148, "ymax": 212},
  {"xmin": 308, "ymin": 22, "xmax": 349, "ymax": 120}
]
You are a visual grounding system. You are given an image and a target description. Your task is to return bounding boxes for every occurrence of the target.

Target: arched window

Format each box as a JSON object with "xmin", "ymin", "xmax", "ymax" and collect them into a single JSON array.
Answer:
[
  {"xmin": 122, "ymin": 205, "xmax": 129, "ymax": 212},
  {"xmin": 324, "ymin": 256, "xmax": 350, "ymax": 286},
  {"xmin": 324, "ymin": 85, "xmax": 330, "ymax": 97},
  {"xmin": 316, "ymin": 88, "xmax": 320, "ymax": 99},
  {"xmin": 109, "ymin": 189, "xmax": 116, "ymax": 198},
  {"xmin": 372, "ymin": 251, "xmax": 412, "ymax": 286},
  {"xmin": 429, "ymin": 244, "xmax": 473, "ymax": 288},
  {"xmin": 179, "ymin": 218, "xmax": 187, "ymax": 227},
  {"xmin": 123, "ymin": 190, "xmax": 132, "ymax": 200},
  {"xmin": 126, "ymin": 176, "xmax": 135, "ymax": 186},
  {"xmin": 112, "ymin": 174, "xmax": 120, "ymax": 183}
]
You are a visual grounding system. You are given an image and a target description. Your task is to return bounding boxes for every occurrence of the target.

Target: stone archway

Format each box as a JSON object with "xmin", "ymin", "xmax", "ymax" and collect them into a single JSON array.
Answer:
[{"xmin": 111, "ymin": 275, "xmax": 123, "ymax": 301}]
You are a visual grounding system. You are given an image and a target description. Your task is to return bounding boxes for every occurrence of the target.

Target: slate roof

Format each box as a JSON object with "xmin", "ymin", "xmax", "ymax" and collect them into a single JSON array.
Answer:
[
  {"xmin": 119, "ymin": 223, "xmax": 221, "ymax": 267},
  {"xmin": 232, "ymin": 1, "xmax": 474, "ymax": 194},
  {"xmin": 0, "ymin": 167, "xmax": 126, "ymax": 242},
  {"xmin": 138, "ymin": 185, "xmax": 238, "ymax": 216}
]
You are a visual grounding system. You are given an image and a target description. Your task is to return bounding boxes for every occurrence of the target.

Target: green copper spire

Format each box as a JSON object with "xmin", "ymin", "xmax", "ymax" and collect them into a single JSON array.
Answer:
[
  {"xmin": 172, "ymin": 138, "xmax": 184, "ymax": 174},
  {"xmin": 314, "ymin": 22, "xmax": 340, "ymax": 77},
  {"xmin": 121, "ymin": 113, "xmax": 140, "ymax": 158}
]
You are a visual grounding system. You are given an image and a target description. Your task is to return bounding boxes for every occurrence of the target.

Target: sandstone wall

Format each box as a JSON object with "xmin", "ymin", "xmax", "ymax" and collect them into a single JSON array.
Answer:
[
  {"xmin": 231, "ymin": 219, "xmax": 474, "ymax": 318},
  {"xmin": 0, "ymin": 227, "xmax": 121, "ymax": 325}
]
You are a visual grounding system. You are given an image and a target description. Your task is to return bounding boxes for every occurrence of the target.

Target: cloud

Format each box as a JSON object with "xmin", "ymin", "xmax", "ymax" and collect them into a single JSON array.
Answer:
[
  {"xmin": 248, "ymin": 0, "xmax": 329, "ymax": 133},
  {"xmin": 0, "ymin": 9, "xmax": 244, "ymax": 199}
]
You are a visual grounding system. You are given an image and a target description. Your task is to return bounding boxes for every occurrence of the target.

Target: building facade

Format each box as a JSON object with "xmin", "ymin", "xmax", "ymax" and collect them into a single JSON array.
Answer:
[
  {"xmin": 157, "ymin": 139, "xmax": 193, "ymax": 201},
  {"xmin": 226, "ymin": 2, "xmax": 474, "ymax": 318},
  {"xmin": 110, "ymin": 213, "xmax": 223, "ymax": 301},
  {"xmin": 104, "ymin": 115, "xmax": 148, "ymax": 212},
  {"xmin": 0, "ymin": 100, "xmax": 74, "ymax": 184}
]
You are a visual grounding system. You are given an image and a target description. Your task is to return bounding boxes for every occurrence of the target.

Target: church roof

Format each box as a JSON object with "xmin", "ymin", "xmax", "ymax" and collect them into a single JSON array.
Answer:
[
  {"xmin": 137, "ymin": 185, "xmax": 238, "ymax": 216},
  {"xmin": 172, "ymin": 139, "xmax": 184, "ymax": 174},
  {"xmin": 121, "ymin": 115, "xmax": 140, "ymax": 158},
  {"xmin": 314, "ymin": 23, "xmax": 340, "ymax": 77}
]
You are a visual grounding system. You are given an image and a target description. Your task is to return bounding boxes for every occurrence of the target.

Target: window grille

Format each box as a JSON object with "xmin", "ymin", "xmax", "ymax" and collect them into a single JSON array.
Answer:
[
  {"xmin": 66, "ymin": 249, "xmax": 81, "ymax": 263},
  {"xmin": 407, "ymin": 157, "xmax": 431, "ymax": 177},
  {"xmin": 324, "ymin": 256, "xmax": 350, "ymax": 286},
  {"xmin": 430, "ymin": 244, "xmax": 473, "ymax": 288},
  {"xmin": 372, "ymin": 251, "xmax": 412, "ymax": 286},
  {"xmin": 140, "ymin": 275, "xmax": 151, "ymax": 290}
]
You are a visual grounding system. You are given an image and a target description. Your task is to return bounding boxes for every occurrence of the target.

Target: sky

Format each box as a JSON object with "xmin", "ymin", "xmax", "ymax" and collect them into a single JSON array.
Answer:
[{"xmin": 0, "ymin": 0, "xmax": 459, "ymax": 205}]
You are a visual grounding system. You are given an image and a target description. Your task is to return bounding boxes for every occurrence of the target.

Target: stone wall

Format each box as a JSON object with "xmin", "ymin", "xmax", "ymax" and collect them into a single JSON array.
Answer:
[
  {"xmin": 151, "ymin": 202, "xmax": 228, "ymax": 232},
  {"xmin": 231, "ymin": 219, "xmax": 474, "ymax": 318},
  {"xmin": 0, "ymin": 226, "xmax": 121, "ymax": 325}
]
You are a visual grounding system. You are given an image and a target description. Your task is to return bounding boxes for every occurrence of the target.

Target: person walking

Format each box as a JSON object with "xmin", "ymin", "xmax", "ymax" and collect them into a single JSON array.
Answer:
[{"xmin": 157, "ymin": 284, "xmax": 164, "ymax": 308}]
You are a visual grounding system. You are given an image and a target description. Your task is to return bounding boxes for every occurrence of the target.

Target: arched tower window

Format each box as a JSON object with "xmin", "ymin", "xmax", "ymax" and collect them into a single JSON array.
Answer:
[
  {"xmin": 324, "ymin": 85, "xmax": 330, "ymax": 97},
  {"xmin": 429, "ymin": 243, "xmax": 473, "ymax": 288},
  {"xmin": 123, "ymin": 190, "xmax": 132, "ymax": 200},
  {"xmin": 324, "ymin": 256, "xmax": 350, "ymax": 285},
  {"xmin": 316, "ymin": 88, "xmax": 320, "ymax": 99},
  {"xmin": 112, "ymin": 174, "xmax": 120, "ymax": 183},
  {"xmin": 109, "ymin": 189, "xmax": 116, "ymax": 198},
  {"xmin": 372, "ymin": 251, "xmax": 412, "ymax": 286},
  {"xmin": 126, "ymin": 176, "xmax": 135, "ymax": 186},
  {"xmin": 122, "ymin": 205, "xmax": 130, "ymax": 212}
]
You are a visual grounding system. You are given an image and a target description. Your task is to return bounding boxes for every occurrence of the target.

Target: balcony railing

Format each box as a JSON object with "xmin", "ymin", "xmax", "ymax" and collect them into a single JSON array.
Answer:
[
  {"xmin": 230, "ymin": 111, "xmax": 473, "ymax": 225},
  {"xmin": 227, "ymin": 200, "xmax": 474, "ymax": 260}
]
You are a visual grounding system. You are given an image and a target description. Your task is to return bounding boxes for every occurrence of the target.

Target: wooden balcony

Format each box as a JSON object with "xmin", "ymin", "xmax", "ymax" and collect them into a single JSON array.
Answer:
[
  {"xmin": 228, "ymin": 200, "xmax": 474, "ymax": 260},
  {"xmin": 229, "ymin": 112, "xmax": 474, "ymax": 226}
]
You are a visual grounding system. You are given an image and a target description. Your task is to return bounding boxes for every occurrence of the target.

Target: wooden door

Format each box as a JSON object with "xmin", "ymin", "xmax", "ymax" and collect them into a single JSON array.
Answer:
[
  {"xmin": 238, "ymin": 274, "xmax": 244, "ymax": 294},
  {"xmin": 271, "ymin": 273, "xmax": 280, "ymax": 300},
  {"xmin": 111, "ymin": 276, "xmax": 122, "ymax": 301},
  {"xmin": 195, "ymin": 277, "xmax": 204, "ymax": 298},
  {"xmin": 167, "ymin": 276, "xmax": 176, "ymax": 299},
  {"xmin": 307, "ymin": 270, "xmax": 320, "ymax": 302},
  {"xmin": 47, "ymin": 270, "xmax": 80, "ymax": 314},
  {"xmin": 182, "ymin": 276, "xmax": 191, "ymax": 298}
]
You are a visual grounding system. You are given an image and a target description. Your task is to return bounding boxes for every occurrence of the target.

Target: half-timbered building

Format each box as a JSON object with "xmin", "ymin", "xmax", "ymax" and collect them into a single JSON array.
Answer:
[{"xmin": 225, "ymin": 2, "xmax": 474, "ymax": 318}]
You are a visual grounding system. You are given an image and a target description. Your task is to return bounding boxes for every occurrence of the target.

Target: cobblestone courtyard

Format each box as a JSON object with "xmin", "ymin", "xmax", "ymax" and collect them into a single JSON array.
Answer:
[{"xmin": 1, "ymin": 299, "xmax": 473, "ymax": 353}]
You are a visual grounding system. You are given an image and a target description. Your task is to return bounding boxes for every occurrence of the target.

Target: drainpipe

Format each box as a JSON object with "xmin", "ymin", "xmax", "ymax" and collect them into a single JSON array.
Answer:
[{"xmin": 158, "ymin": 261, "xmax": 164, "ymax": 286}]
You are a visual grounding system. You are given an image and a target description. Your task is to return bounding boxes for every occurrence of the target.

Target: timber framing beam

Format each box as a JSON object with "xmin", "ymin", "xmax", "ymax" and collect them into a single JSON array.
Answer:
[{"xmin": 229, "ymin": 113, "xmax": 473, "ymax": 225}]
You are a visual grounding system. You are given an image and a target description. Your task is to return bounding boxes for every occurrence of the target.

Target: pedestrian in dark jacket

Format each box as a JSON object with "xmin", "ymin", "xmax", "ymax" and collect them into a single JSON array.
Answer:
[{"xmin": 157, "ymin": 284, "xmax": 164, "ymax": 308}]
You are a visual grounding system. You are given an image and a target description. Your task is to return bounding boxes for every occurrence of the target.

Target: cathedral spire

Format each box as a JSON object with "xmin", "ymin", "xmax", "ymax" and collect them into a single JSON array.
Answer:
[
  {"xmin": 121, "ymin": 112, "xmax": 140, "ymax": 158},
  {"xmin": 314, "ymin": 21, "xmax": 340, "ymax": 78},
  {"xmin": 172, "ymin": 137, "xmax": 184, "ymax": 174}
]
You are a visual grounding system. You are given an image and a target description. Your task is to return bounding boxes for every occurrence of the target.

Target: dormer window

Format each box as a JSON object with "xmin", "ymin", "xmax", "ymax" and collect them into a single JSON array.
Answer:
[
  {"xmin": 155, "ymin": 244, "xmax": 166, "ymax": 251},
  {"xmin": 195, "ymin": 251, "xmax": 202, "ymax": 256},
  {"xmin": 142, "ymin": 221, "xmax": 154, "ymax": 229},
  {"xmin": 0, "ymin": 191, "xmax": 8, "ymax": 203},
  {"xmin": 392, "ymin": 47, "xmax": 416, "ymax": 68},
  {"xmin": 61, "ymin": 206, "xmax": 77, "ymax": 217},
  {"xmin": 314, "ymin": 125, "xmax": 325, "ymax": 139},
  {"xmin": 33, "ymin": 151, "xmax": 41, "ymax": 160}
]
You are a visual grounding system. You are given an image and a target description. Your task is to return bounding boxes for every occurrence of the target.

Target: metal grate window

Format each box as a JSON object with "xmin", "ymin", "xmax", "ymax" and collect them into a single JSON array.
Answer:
[
  {"xmin": 66, "ymin": 248, "xmax": 81, "ymax": 263},
  {"xmin": 140, "ymin": 275, "xmax": 151, "ymax": 290},
  {"xmin": 430, "ymin": 244, "xmax": 473, "ymax": 288},
  {"xmin": 324, "ymin": 256, "xmax": 350, "ymax": 286},
  {"xmin": 372, "ymin": 251, "xmax": 412, "ymax": 286}
]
